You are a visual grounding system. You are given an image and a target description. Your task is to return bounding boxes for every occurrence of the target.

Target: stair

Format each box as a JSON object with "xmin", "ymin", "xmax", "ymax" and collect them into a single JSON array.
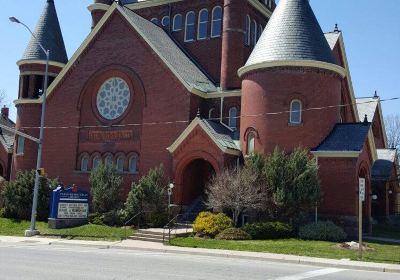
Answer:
[{"xmin": 128, "ymin": 226, "xmax": 193, "ymax": 243}]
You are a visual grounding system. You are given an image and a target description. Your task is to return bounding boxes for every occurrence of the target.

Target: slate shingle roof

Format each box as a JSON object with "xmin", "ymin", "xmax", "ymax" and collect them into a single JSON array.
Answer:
[
  {"xmin": 201, "ymin": 119, "xmax": 240, "ymax": 151},
  {"xmin": 243, "ymin": 0, "xmax": 337, "ymax": 70},
  {"xmin": 121, "ymin": 7, "xmax": 217, "ymax": 93},
  {"xmin": 0, "ymin": 117, "xmax": 15, "ymax": 153},
  {"xmin": 356, "ymin": 97, "xmax": 379, "ymax": 123},
  {"xmin": 372, "ymin": 149, "xmax": 397, "ymax": 180},
  {"xmin": 313, "ymin": 123, "xmax": 370, "ymax": 152},
  {"xmin": 21, "ymin": 0, "xmax": 68, "ymax": 64}
]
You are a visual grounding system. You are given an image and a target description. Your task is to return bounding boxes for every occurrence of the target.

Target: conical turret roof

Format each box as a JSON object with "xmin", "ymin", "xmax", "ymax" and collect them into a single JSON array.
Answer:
[
  {"xmin": 21, "ymin": 0, "xmax": 68, "ymax": 64},
  {"xmin": 239, "ymin": 0, "xmax": 343, "ymax": 77}
]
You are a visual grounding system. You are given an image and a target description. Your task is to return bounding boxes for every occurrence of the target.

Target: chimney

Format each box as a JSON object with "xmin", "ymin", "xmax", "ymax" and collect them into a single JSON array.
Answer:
[{"xmin": 1, "ymin": 106, "xmax": 9, "ymax": 119}]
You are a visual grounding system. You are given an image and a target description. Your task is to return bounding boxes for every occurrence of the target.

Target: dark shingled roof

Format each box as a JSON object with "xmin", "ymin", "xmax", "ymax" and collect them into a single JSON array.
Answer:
[
  {"xmin": 0, "ymin": 116, "xmax": 15, "ymax": 153},
  {"xmin": 201, "ymin": 119, "xmax": 240, "ymax": 151},
  {"xmin": 21, "ymin": 0, "xmax": 68, "ymax": 64},
  {"xmin": 244, "ymin": 0, "xmax": 337, "ymax": 69},
  {"xmin": 372, "ymin": 149, "xmax": 397, "ymax": 181},
  {"xmin": 313, "ymin": 123, "xmax": 370, "ymax": 152}
]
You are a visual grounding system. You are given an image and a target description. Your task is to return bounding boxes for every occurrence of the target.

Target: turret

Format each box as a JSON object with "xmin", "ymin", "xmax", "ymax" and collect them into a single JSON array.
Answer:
[
  {"xmin": 13, "ymin": 0, "xmax": 67, "ymax": 177},
  {"xmin": 89, "ymin": 0, "xmax": 113, "ymax": 29},
  {"xmin": 238, "ymin": 0, "xmax": 346, "ymax": 155}
]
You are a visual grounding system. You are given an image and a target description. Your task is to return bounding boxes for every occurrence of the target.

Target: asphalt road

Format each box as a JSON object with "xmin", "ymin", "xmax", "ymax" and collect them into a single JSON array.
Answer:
[{"xmin": 0, "ymin": 241, "xmax": 399, "ymax": 280}]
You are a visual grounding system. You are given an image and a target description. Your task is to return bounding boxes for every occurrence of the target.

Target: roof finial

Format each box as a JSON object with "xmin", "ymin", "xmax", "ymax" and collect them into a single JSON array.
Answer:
[
  {"xmin": 363, "ymin": 114, "xmax": 369, "ymax": 124},
  {"xmin": 334, "ymin": 23, "xmax": 340, "ymax": 33},
  {"xmin": 373, "ymin": 90, "xmax": 379, "ymax": 99}
]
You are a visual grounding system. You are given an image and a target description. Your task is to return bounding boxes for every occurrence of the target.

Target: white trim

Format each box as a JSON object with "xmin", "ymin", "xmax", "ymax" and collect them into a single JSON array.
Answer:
[
  {"xmin": 289, "ymin": 99, "xmax": 302, "ymax": 124},
  {"xmin": 184, "ymin": 11, "xmax": 196, "ymax": 42},
  {"xmin": 368, "ymin": 128, "xmax": 378, "ymax": 162},
  {"xmin": 238, "ymin": 60, "xmax": 347, "ymax": 78},
  {"xmin": 172, "ymin": 14, "xmax": 183, "ymax": 31},
  {"xmin": 150, "ymin": 17, "xmax": 158, "ymax": 25},
  {"xmin": 210, "ymin": 6, "xmax": 222, "ymax": 38},
  {"xmin": 376, "ymin": 100, "xmax": 389, "ymax": 148},
  {"xmin": 208, "ymin": 108, "xmax": 215, "ymax": 120},
  {"xmin": 311, "ymin": 151, "xmax": 361, "ymax": 158},
  {"xmin": 87, "ymin": 3, "xmax": 110, "ymax": 12},
  {"xmin": 248, "ymin": 0, "xmax": 273, "ymax": 18},
  {"xmin": 126, "ymin": 0, "xmax": 183, "ymax": 10},
  {"xmin": 252, "ymin": 19, "xmax": 257, "ymax": 46},
  {"xmin": 197, "ymin": 9, "xmax": 209, "ymax": 40},
  {"xmin": 167, "ymin": 118, "xmax": 241, "ymax": 156},
  {"xmin": 17, "ymin": 59, "xmax": 65, "ymax": 69}
]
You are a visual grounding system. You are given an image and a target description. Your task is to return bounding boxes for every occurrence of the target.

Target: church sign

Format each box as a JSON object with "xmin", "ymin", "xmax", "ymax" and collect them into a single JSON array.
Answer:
[{"xmin": 48, "ymin": 186, "xmax": 89, "ymax": 229}]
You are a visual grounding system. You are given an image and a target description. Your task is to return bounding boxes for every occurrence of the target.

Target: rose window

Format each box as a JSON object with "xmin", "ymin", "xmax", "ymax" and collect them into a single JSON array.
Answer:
[{"xmin": 96, "ymin": 78, "xmax": 130, "ymax": 120}]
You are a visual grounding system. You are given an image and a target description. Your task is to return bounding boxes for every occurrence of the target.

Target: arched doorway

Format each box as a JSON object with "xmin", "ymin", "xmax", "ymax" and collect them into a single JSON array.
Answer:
[{"xmin": 180, "ymin": 159, "xmax": 215, "ymax": 206}]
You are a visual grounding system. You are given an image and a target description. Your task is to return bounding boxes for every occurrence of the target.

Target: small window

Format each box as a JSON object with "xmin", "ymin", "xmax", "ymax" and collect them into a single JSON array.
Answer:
[
  {"xmin": 161, "ymin": 16, "xmax": 170, "ymax": 28},
  {"xmin": 251, "ymin": 20, "xmax": 257, "ymax": 46},
  {"xmin": 16, "ymin": 136, "xmax": 25, "ymax": 155},
  {"xmin": 290, "ymin": 100, "xmax": 302, "ymax": 124},
  {"xmin": 116, "ymin": 157, "xmax": 124, "ymax": 173},
  {"xmin": 247, "ymin": 132, "xmax": 255, "ymax": 155},
  {"xmin": 129, "ymin": 156, "xmax": 138, "ymax": 173},
  {"xmin": 244, "ymin": 15, "xmax": 251, "ymax": 46},
  {"xmin": 228, "ymin": 107, "xmax": 238, "ymax": 129},
  {"xmin": 209, "ymin": 108, "xmax": 216, "ymax": 120},
  {"xmin": 105, "ymin": 155, "xmax": 113, "ymax": 166},
  {"xmin": 81, "ymin": 156, "xmax": 89, "ymax": 172},
  {"xmin": 151, "ymin": 18, "xmax": 158, "ymax": 25},
  {"xmin": 185, "ymin": 12, "xmax": 196, "ymax": 42},
  {"xmin": 172, "ymin": 14, "xmax": 183, "ymax": 31},
  {"xmin": 211, "ymin": 6, "xmax": 222, "ymax": 38},
  {"xmin": 93, "ymin": 156, "xmax": 101, "ymax": 169},
  {"xmin": 198, "ymin": 9, "xmax": 209, "ymax": 40}
]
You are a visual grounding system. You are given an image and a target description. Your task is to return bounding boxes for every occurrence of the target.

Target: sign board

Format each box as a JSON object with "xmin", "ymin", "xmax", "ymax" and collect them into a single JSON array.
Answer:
[
  {"xmin": 359, "ymin": 178, "xmax": 366, "ymax": 202},
  {"xmin": 49, "ymin": 186, "xmax": 89, "ymax": 220}
]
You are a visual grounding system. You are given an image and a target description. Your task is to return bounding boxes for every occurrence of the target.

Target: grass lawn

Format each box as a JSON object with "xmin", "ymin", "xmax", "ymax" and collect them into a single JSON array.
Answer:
[
  {"xmin": 0, "ymin": 218, "xmax": 134, "ymax": 241},
  {"xmin": 170, "ymin": 237, "xmax": 400, "ymax": 264},
  {"xmin": 372, "ymin": 224, "xmax": 400, "ymax": 240}
]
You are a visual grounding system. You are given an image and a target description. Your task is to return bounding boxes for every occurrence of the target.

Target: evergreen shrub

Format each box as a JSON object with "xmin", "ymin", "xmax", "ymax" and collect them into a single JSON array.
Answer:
[
  {"xmin": 299, "ymin": 221, "xmax": 347, "ymax": 242},
  {"xmin": 242, "ymin": 222, "xmax": 293, "ymax": 240}
]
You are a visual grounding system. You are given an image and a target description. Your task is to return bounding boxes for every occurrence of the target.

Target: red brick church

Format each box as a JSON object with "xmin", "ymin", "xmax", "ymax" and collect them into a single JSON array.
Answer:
[{"xmin": 3, "ymin": 0, "xmax": 399, "ymax": 232}]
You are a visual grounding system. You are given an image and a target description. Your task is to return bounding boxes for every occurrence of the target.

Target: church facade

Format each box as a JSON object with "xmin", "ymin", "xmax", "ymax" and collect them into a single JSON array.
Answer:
[{"xmin": 5, "ymin": 0, "xmax": 399, "ymax": 233}]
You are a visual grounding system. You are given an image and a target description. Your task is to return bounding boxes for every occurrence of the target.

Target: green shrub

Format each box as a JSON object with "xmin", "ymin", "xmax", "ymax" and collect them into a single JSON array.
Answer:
[
  {"xmin": 0, "ymin": 208, "xmax": 4, "ymax": 218},
  {"xmin": 242, "ymin": 222, "xmax": 293, "ymax": 240},
  {"xmin": 89, "ymin": 163, "xmax": 123, "ymax": 214},
  {"xmin": 193, "ymin": 211, "xmax": 233, "ymax": 237},
  {"xmin": 215, "ymin": 227, "xmax": 251, "ymax": 240},
  {"xmin": 0, "ymin": 170, "xmax": 57, "ymax": 221},
  {"xmin": 299, "ymin": 221, "xmax": 347, "ymax": 242},
  {"xmin": 88, "ymin": 212, "xmax": 104, "ymax": 225}
]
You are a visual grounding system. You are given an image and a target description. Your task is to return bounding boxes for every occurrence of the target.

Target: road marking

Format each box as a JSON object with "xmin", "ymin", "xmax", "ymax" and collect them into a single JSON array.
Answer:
[{"xmin": 271, "ymin": 268, "xmax": 346, "ymax": 280}]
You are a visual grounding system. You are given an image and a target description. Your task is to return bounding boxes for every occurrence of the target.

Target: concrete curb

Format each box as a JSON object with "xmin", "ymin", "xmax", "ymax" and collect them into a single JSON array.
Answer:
[{"xmin": 2, "ymin": 236, "xmax": 399, "ymax": 273}]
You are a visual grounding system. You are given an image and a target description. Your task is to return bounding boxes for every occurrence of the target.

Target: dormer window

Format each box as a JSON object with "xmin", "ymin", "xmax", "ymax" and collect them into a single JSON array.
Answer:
[{"xmin": 290, "ymin": 100, "xmax": 302, "ymax": 124}]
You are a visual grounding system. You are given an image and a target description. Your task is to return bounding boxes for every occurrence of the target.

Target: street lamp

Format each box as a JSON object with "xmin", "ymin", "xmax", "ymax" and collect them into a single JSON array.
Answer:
[
  {"xmin": 168, "ymin": 183, "xmax": 174, "ymax": 221},
  {"xmin": 10, "ymin": 16, "xmax": 50, "ymax": 237}
]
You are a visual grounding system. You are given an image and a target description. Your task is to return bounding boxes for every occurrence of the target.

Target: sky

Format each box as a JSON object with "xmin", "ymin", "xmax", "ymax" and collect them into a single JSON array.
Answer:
[{"xmin": 0, "ymin": 0, "xmax": 399, "ymax": 122}]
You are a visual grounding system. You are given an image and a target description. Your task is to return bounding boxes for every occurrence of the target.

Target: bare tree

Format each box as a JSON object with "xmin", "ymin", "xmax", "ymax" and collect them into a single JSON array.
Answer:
[
  {"xmin": 206, "ymin": 165, "xmax": 267, "ymax": 227},
  {"xmin": 385, "ymin": 114, "xmax": 400, "ymax": 150}
]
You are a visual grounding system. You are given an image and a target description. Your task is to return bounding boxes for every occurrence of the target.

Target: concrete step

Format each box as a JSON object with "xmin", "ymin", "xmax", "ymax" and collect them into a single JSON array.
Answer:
[
  {"xmin": 137, "ymin": 229, "xmax": 165, "ymax": 236},
  {"xmin": 128, "ymin": 236, "xmax": 165, "ymax": 243},
  {"xmin": 134, "ymin": 232, "xmax": 176, "ymax": 239}
]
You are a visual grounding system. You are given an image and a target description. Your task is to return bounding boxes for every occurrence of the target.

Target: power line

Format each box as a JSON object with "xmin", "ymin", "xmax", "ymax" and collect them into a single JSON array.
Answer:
[{"xmin": 14, "ymin": 96, "xmax": 400, "ymax": 131}]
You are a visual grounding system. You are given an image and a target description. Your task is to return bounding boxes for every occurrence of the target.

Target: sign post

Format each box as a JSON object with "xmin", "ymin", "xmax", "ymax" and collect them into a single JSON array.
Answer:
[{"xmin": 358, "ymin": 178, "xmax": 366, "ymax": 259}]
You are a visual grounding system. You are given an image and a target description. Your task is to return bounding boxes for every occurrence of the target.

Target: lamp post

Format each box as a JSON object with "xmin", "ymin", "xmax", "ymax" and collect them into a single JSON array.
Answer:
[
  {"xmin": 168, "ymin": 183, "xmax": 174, "ymax": 221},
  {"xmin": 10, "ymin": 16, "xmax": 50, "ymax": 237}
]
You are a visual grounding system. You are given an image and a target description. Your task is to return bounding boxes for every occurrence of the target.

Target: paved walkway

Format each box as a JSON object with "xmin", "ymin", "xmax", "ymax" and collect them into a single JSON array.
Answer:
[{"xmin": 0, "ymin": 235, "xmax": 399, "ymax": 273}]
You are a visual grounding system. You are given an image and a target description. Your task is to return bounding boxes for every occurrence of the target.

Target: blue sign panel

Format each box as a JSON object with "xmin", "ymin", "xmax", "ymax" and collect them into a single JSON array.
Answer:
[{"xmin": 49, "ymin": 186, "xmax": 89, "ymax": 220}]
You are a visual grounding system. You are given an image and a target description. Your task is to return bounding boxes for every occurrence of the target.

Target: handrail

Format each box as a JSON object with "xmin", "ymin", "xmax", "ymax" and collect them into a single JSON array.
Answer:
[
  {"xmin": 124, "ymin": 211, "xmax": 144, "ymax": 240},
  {"xmin": 162, "ymin": 212, "xmax": 197, "ymax": 243}
]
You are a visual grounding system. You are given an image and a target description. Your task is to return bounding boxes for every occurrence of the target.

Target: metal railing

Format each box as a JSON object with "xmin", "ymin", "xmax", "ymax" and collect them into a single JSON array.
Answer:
[
  {"xmin": 162, "ymin": 213, "xmax": 195, "ymax": 243},
  {"xmin": 124, "ymin": 211, "xmax": 144, "ymax": 240}
]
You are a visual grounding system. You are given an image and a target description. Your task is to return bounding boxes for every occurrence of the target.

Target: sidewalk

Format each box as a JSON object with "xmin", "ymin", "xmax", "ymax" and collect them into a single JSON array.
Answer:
[{"xmin": 1, "ymin": 235, "xmax": 399, "ymax": 273}]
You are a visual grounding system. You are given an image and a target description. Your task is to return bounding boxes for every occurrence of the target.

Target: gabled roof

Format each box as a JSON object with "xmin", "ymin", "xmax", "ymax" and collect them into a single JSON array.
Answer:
[
  {"xmin": 324, "ymin": 32, "xmax": 341, "ymax": 50},
  {"xmin": 167, "ymin": 118, "xmax": 240, "ymax": 156},
  {"xmin": 313, "ymin": 123, "xmax": 371, "ymax": 153},
  {"xmin": 21, "ymin": 0, "xmax": 68, "ymax": 64},
  {"xmin": 239, "ymin": 0, "xmax": 345, "ymax": 77},
  {"xmin": 0, "ymin": 117, "xmax": 15, "ymax": 153},
  {"xmin": 356, "ymin": 97, "xmax": 379, "ymax": 123},
  {"xmin": 372, "ymin": 149, "xmax": 397, "ymax": 180}
]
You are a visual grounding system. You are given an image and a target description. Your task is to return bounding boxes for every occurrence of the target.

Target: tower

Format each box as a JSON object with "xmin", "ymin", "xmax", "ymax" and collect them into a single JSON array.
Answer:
[
  {"xmin": 89, "ymin": 0, "xmax": 114, "ymax": 29},
  {"xmin": 13, "ymin": 0, "xmax": 68, "ymax": 176},
  {"xmin": 238, "ymin": 0, "xmax": 346, "ymax": 155}
]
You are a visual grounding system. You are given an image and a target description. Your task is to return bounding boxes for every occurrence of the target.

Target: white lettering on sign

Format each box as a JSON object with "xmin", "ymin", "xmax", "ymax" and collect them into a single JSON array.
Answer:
[
  {"xmin": 57, "ymin": 203, "xmax": 89, "ymax": 219},
  {"xmin": 359, "ymin": 178, "xmax": 366, "ymax": 202}
]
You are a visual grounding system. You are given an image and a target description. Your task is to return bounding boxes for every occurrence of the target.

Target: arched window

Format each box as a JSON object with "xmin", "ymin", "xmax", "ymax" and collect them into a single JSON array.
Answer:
[
  {"xmin": 116, "ymin": 157, "xmax": 124, "ymax": 173},
  {"xmin": 209, "ymin": 108, "xmax": 216, "ymax": 120},
  {"xmin": 129, "ymin": 156, "xmax": 138, "ymax": 174},
  {"xmin": 172, "ymin": 14, "xmax": 183, "ymax": 31},
  {"xmin": 211, "ymin": 6, "xmax": 222, "ymax": 38},
  {"xmin": 81, "ymin": 156, "xmax": 89, "ymax": 172},
  {"xmin": 198, "ymin": 9, "xmax": 208, "ymax": 40},
  {"xmin": 93, "ymin": 156, "xmax": 101, "ymax": 170},
  {"xmin": 247, "ymin": 132, "xmax": 255, "ymax": 155},
  {"xmin": 150, "ymin": 18, "xmax": 158, "ymax": 25},
  {"xmin": 161, "ymin": 16, "xmax": 170, "ymax": 28},
  {"xmin": 185, "ymin": 11, "xmax": 196, "ymax": 42},
  {"xmin": 290, "ymin": 100, "xmax": 302, "ymax": 124},
  {"xmin": 251, "ymin": 20, "xmax": 257, "ymax": 46},
  {"xmin": 244, "ymin": 15, "xmax": 250, "ymax": 46},
  {"xmin": 228, "ymin": 107, "xmax": 238, "ymax": 129},
  {"xmin": 16, "ymin": 136, "xmax": 25, "ymax": 155},
  {"xmin": 105, "ymin": 155, "xmax": 113, "ymax": 166}
]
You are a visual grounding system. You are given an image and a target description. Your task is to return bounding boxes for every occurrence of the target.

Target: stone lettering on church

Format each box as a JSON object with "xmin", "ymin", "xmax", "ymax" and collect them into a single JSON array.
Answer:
[{"xmin": 79, "ymin": 129, "xmax": 139, "ymax": 142}]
